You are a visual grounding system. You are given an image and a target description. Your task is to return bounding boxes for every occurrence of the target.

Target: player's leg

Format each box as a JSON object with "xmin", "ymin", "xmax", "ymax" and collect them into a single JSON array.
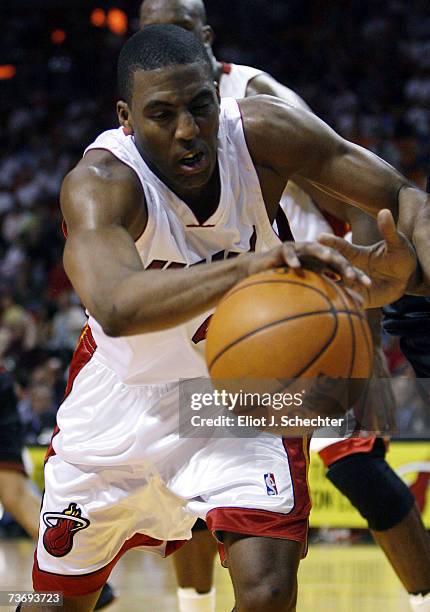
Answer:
[
  {"xmin": 221, "ymin": 532, "xmax": 302, "ymax": 611},
  {"xmin": 174, "ymin": 519, "xmax": 217, "ymax": 612},
  {"xmin": 0, "ymin": 469, "xmax": 40, "ymax": 539},
  {"xmin": 325, "ymin": 438, "xmax": 430, "ymax": 608},
  {"xmin": 371, "ymin": 505, "xmax": 430, "ymax": 609},
  {"xmin": 0, "ymin": 371, "xmax": 41, "ymax": 539}
]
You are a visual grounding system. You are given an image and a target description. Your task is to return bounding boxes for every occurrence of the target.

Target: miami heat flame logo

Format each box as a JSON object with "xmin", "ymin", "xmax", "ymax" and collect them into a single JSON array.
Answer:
[{"xmin": 43, "ymin": 503, "xmax": 90, "ymax": 557}]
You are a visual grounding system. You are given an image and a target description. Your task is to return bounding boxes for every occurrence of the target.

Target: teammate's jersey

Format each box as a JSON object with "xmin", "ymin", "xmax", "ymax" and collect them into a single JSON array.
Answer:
[
  {"xmin": 219, "ymin": 63, "xmax": 263, "ymax": 99},
  {"xmin": 219, "ymin": 63, "xmax": 333, "ymax": 241},
  {"xmin": 84, "ymin": 98, "xmax": 279, "ymax": 385}
]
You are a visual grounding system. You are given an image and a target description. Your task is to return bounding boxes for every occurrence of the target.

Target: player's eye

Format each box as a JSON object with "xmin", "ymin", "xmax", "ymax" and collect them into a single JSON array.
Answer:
[
  {"xmin": 191, "ymin": 102, "xmax": 212, "ymax": 115},
  {"xmin": 150, "ymin": 111, "xmax": 173, "ymax": 122}
]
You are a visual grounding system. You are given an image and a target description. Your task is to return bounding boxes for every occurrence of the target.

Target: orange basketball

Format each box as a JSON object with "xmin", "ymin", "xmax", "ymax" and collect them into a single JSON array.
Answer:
[{"xmin": 205, "ymin": 268, "xmax": 373, "ymax": 381}]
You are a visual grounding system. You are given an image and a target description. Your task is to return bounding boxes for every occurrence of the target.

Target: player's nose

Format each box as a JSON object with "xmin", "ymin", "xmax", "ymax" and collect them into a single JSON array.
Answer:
[{"xmin": 175, "ymin": 110, "xmax": 199, "ymax": 141}]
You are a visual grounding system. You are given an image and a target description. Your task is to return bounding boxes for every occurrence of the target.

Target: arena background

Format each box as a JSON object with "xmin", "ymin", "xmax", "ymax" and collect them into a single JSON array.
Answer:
[{"xmin": 0, "ymin": 1, "xmax": 430, "ymax": 609}]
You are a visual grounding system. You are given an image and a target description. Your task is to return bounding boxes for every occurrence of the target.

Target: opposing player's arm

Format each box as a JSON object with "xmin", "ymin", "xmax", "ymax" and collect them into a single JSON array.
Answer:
[{"xmin": 62, "ymin": 151, "xmax": 366, "ymax": 336}]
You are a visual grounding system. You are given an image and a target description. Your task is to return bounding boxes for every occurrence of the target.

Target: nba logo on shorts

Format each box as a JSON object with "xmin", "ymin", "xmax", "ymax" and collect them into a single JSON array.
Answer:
[{"xmin": 264, "ymin": 473, "xmax": 278, "ymax": 496}]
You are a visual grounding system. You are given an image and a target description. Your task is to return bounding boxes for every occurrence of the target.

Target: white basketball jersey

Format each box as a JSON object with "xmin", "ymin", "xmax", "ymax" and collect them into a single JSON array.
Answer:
[
  {"xmin": 219, "ymin": 63, "xmax": 334, "ymax": 242},
  {"xmin": 84, "ymin": 98, "xmax": 279, "ymax": 385},
  {"xmin": 219, "ymin": 63, "xmax": 263, "ymax": 99}
]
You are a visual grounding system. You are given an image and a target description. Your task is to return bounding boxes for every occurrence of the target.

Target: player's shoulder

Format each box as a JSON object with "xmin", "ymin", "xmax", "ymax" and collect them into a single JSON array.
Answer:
[
  {"xmin": 65, "ymin": 149, "xmax": 140, "ymax": 191},
  {"xmin": 61, "ymin": 149, "xmax": 145, "ymax": 230},
  {"xmin": 238, "ymin": 94, "xmax": 310, "ymax": 139},
  {"xmin": 62, "ymin": 149, "xmax": 143, "ymax": 209}
]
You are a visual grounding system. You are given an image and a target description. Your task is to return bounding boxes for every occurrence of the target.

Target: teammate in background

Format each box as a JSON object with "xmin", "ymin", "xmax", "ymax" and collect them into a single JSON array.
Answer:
[
  {"xmin": 25, "ymin": 25, "xmax": 426, "ymax": 612},
  {"xmin": 138, "ymin": 3, "xmax": 430, "ymax": 612},
  {"xmin": 0, "ymin": 370, "xmax": 116, "ymax": 610}
]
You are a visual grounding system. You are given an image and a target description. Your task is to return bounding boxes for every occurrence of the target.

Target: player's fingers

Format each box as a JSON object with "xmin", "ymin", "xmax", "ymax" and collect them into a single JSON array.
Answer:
[
  {"xmin": 281, "ymin": 243, "xmax": 301, "ymax": 268},
  {"xmin": 317, "ymin": 232, "xmax": 356, "ymax": 256},
  {"xmin": 298, "ymin": 242, "xmax": 371, "ymax": 287},
  {"xmin": 342, "ymin": 286, "xmax": 365, "ymax": 308},
  {"xmin": 376, "ymin": 209, "xmax": 403, "ymax": 247}
]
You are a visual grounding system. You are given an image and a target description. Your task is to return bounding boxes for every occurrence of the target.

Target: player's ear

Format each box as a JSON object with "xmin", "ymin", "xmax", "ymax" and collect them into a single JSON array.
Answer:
[
  {"xmin": 117, "ymin": 101, "xmax": 133, "ymax": 132},
  {"xmin": 202, "ymin": 25, "xmax": 214, "ymax": 47}
]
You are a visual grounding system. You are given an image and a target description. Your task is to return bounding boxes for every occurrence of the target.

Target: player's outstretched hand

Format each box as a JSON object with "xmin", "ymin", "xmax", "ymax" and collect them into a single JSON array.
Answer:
[
  {"xmin": 317, "ymin": 209, "xmax": 417, "ymax": 308},
  {"xmin": 245, "ymin": 239, "xmax": 371, "ymax": 292}
]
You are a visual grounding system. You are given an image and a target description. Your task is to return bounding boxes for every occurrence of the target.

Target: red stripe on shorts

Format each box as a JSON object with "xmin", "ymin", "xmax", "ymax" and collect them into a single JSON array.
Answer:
[
  {"xmin": 44, "ymin": 324, "xmax": 97, "ymax": 464},
  {"xmin": 33, "ymin": 534, "xmax": 185, "ymax": 597}
]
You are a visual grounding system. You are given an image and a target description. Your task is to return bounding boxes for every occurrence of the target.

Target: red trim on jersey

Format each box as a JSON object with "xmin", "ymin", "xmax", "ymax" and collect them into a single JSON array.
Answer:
[
  {"xmin": 318, "ymin": 436, "xmax": 378, "ymax": 467},
  {"xmin": 44, "ymin": 325, "xmax": 97, "ymax": 464},
  {"xmin": 63, "ymin": 325, "xmax": 96, "ymax": 399},
  {"xmin": 410, "ymin": 472, "xmax": 430, "ymax": 513},
  {"xmin": 315, "ymin": 206, "xmax": 349, "ymax": 237},
  {"xmin": 122, "ymin": 126, "xmax": 132, "ymax": 136},
  {"xmin": 0, "ymin": 460, "xmax": 26, "ymax": 475},
  {"xmin": 33, "ymin": 533, "xmax": 185, "ymax": 597},
  {"xmin": 221, "ymin": 62, "xmax": 232, "ymax": 75}
]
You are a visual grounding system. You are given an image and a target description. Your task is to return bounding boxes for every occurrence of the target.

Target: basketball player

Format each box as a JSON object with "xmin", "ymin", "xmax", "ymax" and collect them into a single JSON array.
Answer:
[
  {"xmin": 0, "ymin": 370, "xmax": 116, "ymax": 610},
  {"xmin": 24, "ymin": 25, "xmax": 427, "ymax": 612},
  {"xmin": 139, "ymin": 3, "xmax": 430, "ymax": 611}
]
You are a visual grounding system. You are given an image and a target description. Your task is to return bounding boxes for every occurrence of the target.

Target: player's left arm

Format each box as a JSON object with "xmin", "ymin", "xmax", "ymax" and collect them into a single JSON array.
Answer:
[{"xmin": 241, "ymin": 96, "xmax": 427, "ymax": 300}]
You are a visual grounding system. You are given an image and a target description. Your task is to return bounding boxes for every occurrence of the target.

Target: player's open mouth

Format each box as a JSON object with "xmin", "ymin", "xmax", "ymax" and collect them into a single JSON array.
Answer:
[{"xmin": 178, "ymin": 150, "xmax": 208, "ymax": 174}]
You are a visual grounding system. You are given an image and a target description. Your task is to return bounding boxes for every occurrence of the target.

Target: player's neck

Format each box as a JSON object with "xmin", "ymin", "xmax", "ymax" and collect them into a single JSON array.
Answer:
[{"xmin": 180, "ymin": 166, "xmax": 221, "ymax": 224}]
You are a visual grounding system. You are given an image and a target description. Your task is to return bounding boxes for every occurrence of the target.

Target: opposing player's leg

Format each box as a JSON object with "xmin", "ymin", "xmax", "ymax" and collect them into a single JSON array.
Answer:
[
  {"xmin": 0, "ymin": 469, "xmax": 41, "ymax": 540},
  {"xmin": 221, "ymin": 533, "xmax": 302, "ymax": 611},
  {"xmin": 174, "ymin": 519, "xmax": 217, "ymax": 612},
  {"xmin": 324, "ymin": 438, "xmax": 430, "ymax": 609},
  {"xmin": 0, "ymin": 371, "xmax": 42, "ymax": 539}
]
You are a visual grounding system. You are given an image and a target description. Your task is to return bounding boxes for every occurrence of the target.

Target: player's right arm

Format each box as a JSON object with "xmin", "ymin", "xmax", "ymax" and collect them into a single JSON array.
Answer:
[{"xmin": 62, "ymin": 150, "xmax": 367, "ymax": 337}]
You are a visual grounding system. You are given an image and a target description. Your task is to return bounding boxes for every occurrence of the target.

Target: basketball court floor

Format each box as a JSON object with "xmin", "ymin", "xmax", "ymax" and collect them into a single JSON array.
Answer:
[{"xmin": 0, "ymin": 538, "xmax": 411, "ymax": 611}]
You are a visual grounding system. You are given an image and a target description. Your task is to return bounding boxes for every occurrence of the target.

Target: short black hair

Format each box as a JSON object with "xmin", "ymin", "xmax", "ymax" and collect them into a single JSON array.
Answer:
[{"xmin": 117, "ymin": 24, "xmax": 212, "ymax": 102}]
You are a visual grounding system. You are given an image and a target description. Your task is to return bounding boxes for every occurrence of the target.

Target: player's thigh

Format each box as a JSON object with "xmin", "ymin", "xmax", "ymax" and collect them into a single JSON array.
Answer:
[{"xmin": 222, "ymin": 533, "xmax": 302, "ymax": 611}]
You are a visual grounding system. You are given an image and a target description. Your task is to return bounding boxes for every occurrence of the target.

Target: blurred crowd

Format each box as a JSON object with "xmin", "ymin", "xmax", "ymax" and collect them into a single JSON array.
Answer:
[{"xmin": 0, "ymin": 0, "xmax": 429, "ymax": 446}]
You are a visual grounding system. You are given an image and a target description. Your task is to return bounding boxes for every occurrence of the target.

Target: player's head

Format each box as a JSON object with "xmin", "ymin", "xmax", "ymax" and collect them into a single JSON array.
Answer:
[{"xmin": 117, "ymin": 25, "xmax": 220, "ymax": 194}]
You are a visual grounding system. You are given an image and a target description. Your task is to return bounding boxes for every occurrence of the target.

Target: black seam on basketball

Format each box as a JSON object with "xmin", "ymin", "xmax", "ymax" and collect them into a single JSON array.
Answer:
[
  {"xmin": 221, "ymin": 278, "xmax": 335, "ymax": 310},
  {"xmin": 349, "ymin": 306, "xmax": 373, "ymax": 367},
  {"xmin": 329, "ymin": 282, "xmax": 356, "ymax": 377},
  {"xmin": 208, "ymin": 309, "xmax": 336, "ymax": 371},
  {"xmin": 283, "ymin": 310, "xmax": 339, "ymax": 379},
  {"xmin": 293, "ymin": 311, "xmax": 368, "ymax": 379}
]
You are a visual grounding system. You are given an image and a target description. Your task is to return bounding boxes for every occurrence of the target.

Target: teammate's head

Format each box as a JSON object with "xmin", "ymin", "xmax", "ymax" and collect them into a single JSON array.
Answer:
[
  {"xmin": 117, "ymin": 25, "xmax": 219, "ymax": 196},
  {"xmin": 139, "ymin": 0, "xmax": 217, "ymax": 70},
  {"xmin": 140, "ymin": 0, "xmax": 210, "ymax": 42}
]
